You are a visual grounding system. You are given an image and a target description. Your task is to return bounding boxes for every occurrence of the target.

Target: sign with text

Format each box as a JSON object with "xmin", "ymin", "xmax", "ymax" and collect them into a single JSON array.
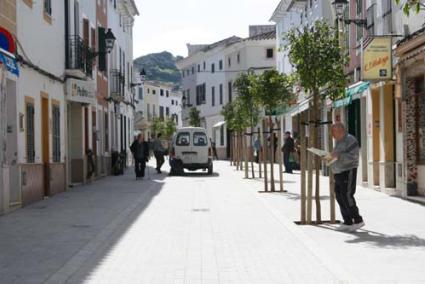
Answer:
[
  {"xmin": 66, "ymin": 79, "xmax": 95, "ymax": 104},
  {"xmin": 362, "ymin": 37, "xmax": 392, "ymax": 81}
]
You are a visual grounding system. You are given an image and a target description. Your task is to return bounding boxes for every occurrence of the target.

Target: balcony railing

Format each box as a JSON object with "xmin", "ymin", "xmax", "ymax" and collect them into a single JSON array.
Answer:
[
  {"xmin": 110, "ymin": 69, "xmax": 125, "ymax": 101},
  {"xmin": 66, "ymin": 35, "xmax": 94, "ymax": 77}
]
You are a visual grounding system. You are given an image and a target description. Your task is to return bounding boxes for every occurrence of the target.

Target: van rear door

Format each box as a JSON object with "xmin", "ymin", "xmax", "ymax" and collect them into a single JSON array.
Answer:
[
  {"xmin": 175, "ymin": 131, "xmax": 194, "ymax": 164},
  {"xmin": 192, "ymin": 131, "xmax": 209, "ymax": 164}
]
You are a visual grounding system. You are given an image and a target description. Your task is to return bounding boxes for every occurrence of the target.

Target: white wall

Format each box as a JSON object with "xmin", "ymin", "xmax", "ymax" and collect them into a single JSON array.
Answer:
[{"xmin": 17, "ymin": 0, "xmax": 66, "ymax": 164}]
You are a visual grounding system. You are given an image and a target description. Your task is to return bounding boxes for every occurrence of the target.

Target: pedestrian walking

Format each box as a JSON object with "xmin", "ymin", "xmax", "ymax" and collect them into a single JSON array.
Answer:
[
  {"xmin": 325, "ymin": 122, "xmax": 364, "ymax": 232},
  {"xmin": 253, "ymin": 136, "xmax": 261, "ymax": 164},
  {"xmin": 282, "ymin": 131, "xmax": 295, "ymax": 173},
  {"xmin": 210, "ymin": 138, "xmax": 219, "ymax": 160},
  {"xmin": 130, "ymin": 134, "xmax": 150, "ymax": 180},
  {"xmin": 152, "ymin": 133, "xmax": 166, "ymax": 174}
]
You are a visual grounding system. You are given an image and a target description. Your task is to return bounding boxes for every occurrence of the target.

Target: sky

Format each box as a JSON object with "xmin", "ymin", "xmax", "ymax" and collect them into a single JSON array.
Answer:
[{"xmin": 132, "ymin": 0, "xmax": 280, "ymax": 59}]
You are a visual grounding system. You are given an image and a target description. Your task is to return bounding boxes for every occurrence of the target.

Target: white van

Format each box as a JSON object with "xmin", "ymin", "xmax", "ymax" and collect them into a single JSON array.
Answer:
[{"xmin": 169, "ymin": 127, "xmax": 213, "ymax": 175}]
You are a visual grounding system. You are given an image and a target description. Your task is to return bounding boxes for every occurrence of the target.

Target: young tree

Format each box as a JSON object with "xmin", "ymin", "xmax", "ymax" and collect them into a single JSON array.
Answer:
[
  {"xmin": 163, "ymin": 117, "xmax": 177, "ymax": 140},
  {"xmin": 286, "ymin": 20, "xmax": 348, "ymax": 223},
  {"xmin": 188, "ymin": 107, "xmax": 201, "ymax": 127},
  {"xmin": 234, "ymin": 73, "xmax": 261, "ymax": 178},
  {"xmin": 254, "ymin": 70, "xmax": 294, "ymax": 191},
  {"xmin": 395, "ymin": 0, "xmax": 425, "ymax": 15},
  {"xmin": 221, "ymin": 98, "xmax": 251, "ymax": 172},
  {"xmin": 150, "ymin": 117, "xmax": 164, "ymax": 136}
]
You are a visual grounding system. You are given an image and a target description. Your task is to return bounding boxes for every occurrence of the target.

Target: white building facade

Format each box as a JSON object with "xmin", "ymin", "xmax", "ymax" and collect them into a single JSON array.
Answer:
[{"xmin": 177, "ymin": 28, "xmax": 276, "ymax": 159}]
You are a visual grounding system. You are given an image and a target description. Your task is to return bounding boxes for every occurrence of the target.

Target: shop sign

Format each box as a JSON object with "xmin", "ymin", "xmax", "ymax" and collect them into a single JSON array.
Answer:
[
  {"xmin": 362, "ymin": 37, "xmax": 392, "ymax": 81},
  {"xmin": 66, "ymin": 79, "xmax": 95, "ymax": 104}
]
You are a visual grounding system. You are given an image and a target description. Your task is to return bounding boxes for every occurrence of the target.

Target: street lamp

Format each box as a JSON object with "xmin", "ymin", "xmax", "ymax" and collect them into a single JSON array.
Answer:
[
  {"xmin": 93, "ymin": 28, "xmax": 116, "ymax": 57},
  {"xmin": 130, "ymin": 69, "xmax": 146, "ymax": 87},
  {"xmin": 332, "ymin": 0, "xmax": 367, "ymax": 27}
]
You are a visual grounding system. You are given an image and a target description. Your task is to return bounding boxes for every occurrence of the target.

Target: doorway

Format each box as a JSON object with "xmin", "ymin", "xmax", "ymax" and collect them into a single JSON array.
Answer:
[{"xmin": 41, "ymin": 96, "xmax": 50, "ymax": 196}]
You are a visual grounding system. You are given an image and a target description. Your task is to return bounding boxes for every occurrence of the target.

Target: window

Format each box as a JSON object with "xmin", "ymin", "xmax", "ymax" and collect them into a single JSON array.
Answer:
[
  {"xmin": 228, "ymin": 81, "xmax": 232, "ymax": 103},
  {"xmin": 159, "ymin": 106, "xmax": 164, "ymax": 120},
  {"xmin": 196, "ymin": 84, "xmax": 205, "ymax": 105},
  {"xmin": 366, "ymin": 5, "xmax": 375, "ymax": 36},
  {"xmin": 382, "ymin": 0, "xmax": 392, "ymax": 34},
  {"xmin": 166, "ymin": 90, "xmax": 169, "ymax": 97},
  {"xmin": 104, "ymin": 112, "xmax": 109, "ymax": 152},
  {"xmin": 203, "ymin": 61, "xmax": 206, "ymax": 70},
  {"xmin": 160, "ymin": 89, "xmax": 164, "ymax": 96},
  {"xmin": 26, "ymin": 102, "xmax": 35, "ymax": 163},
  {"xmin": 177, "ymin": 132, "xmax": 190, "ymax": 146},
  {"xmin": 139, "ymin": 87, "xmax": 143, "ymax": 100},
  {"xmin": 219, "ymin": 60, "xmax": 223, "ymax": 70},
  {"xmin": 182, "ymin": 71, "xmax": 185, "ymax": 78},
  {"xmin": 166, "ymin": 107, "xmax": 170, "ymax": 117},
  {"xmin": 220, "ymin": 125, "xmax": 224, "ymax": 146},
  {"xmin": 153, "ymin": 105, "xmax": 156, "ymax": 117},
  {"xmin": 187, "ymin": 89, "xmax": 191, "ymax": 105},
  {"xmin": 52, "ymin": 105, "xmax": 61, "ymax": 163},
  {"xmin": 152, "ymin": 89, "xmax": 156, "ymax": 95},
  {"xmin": 228, "ymin": 57, "xmax": 231, "ymax": 67},
  {"xmin": 211, "ymin": 63, "xmax": 215, "ymax": 73},
  {"xmin": 171, "ymin": 100, "xmax": 174, "ymax": 105},
  {"xmin": 147, "ymin": 104, "xmax": 151, "ymax": 121},
  {"xmin": 237, "ymin": 53, "xmax": 240, "ymax": 64},
  {"xmin": 193, "ymin": 132, "xmax": 208, "ymax": 146},
  {"xmin": 219, "ymin": 84, "xmax": 223, "ymax": 105},
  {"xmin": 44, "ymin": 0, "xmax": 52, "ymax": 15},
  {"xmin": 192, "ymin": 66, "xmax": 195, "ymax": 74},
  {"xmin": 147, "ymin": 88, "xmax": 150, "ymax": 94},
  {"xmin": 266, "ymin": 48, "xmax": 274, "ymax": 59},
  {"xmin": 212, "ymin": 86, "xmax": 215, "ymax": 106},
  {"xmin": 356, "ymin": 0, "xmax": 362, "ymax": 14},
  {"xmin": 198, "ymin": 64, "xmax": 201, "ymax": 72}
]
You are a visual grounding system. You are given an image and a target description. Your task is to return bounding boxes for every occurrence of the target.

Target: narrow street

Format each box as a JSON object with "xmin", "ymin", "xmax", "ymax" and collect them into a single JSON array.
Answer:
[{"xmin": 1, "ymin": 161, "xmax": 424, "ymax": 284}]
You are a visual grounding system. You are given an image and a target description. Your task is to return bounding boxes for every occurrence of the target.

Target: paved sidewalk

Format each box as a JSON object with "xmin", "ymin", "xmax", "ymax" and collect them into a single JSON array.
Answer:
[
  {"xmin": 0, "ymin": 161, "xmax": 424, "ymax": 283},
  {"xmin": 232, "ymin": 161, "xmax": 425, "ymax": 283}
]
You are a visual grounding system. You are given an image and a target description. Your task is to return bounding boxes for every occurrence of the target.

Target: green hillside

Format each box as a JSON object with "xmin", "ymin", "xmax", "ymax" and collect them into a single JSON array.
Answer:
[{"xmin": 133, "ymin": 51, "xmax": 183, "ymax": 86}]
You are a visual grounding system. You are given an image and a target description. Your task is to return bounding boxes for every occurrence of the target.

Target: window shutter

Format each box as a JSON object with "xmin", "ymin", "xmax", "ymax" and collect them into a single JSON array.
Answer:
[{"xmin": 98, "ymin": 27, "xmax": 106, "ymax": 71}]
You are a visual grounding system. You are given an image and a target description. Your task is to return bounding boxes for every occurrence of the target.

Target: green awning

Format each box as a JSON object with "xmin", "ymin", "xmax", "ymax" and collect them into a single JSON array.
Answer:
[{"xmin": 333, "ymin": 81, "xmax": 370, "ymax": 108}]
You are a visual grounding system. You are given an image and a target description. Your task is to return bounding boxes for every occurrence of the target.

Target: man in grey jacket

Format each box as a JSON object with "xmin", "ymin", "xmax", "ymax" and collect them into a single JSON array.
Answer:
[
  {"xmin": 151, "ymin": 133, "xmax": 165, "ymax": 174},
  {"xmin": 327, "ymin": 122, "xmax": 364, "ymax": 232}
]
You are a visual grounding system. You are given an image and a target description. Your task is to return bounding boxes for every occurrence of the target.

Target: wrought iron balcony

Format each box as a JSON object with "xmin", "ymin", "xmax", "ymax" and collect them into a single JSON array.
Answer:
[{"xmin": 66, "ymin": 35, "xmax": 94, "ymax": 78}]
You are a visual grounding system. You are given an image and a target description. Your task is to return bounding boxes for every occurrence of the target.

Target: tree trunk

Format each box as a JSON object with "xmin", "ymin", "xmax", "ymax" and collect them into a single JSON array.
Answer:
[
  {"xmin": 313, "ymin": 92, "xmax": 321, "ymax": 223},
  {"xmin": 300, "ymin": 112, "xmax": 307, "ymax": 224},
  {"xmin": 307, "ymin": 104, "xmax": 313, "ymax": 224},
  {"xmin": 269, "ymin": 116, "xmax": 275, "ymax": 192},
  {"xmin": 258, "ymin": 127, "xmax": 262, "ymax": 179},
  {"xmin": 262, "ymin": 119, "xmax": 268, "ymax": 192},
  {"xmin": 230, "ymin": 131, "xmax": 233, "ymax": 166},
  {"xmin": 244, "ymin": 131, "xmax": 249, "ymax": 178},
  {"xmin": 278, "ymin": 117, "xmax": 284, "ymax": 191},
  {"xmin": 250, "ymin": 125, "xmax": 255, "ymax": 179},
  {"xmin": 328, "ymin": 110, "xmax": 336, "ymax": 223},
  {"xmin": 239, "ymin": 132, "xmax": 243, "ymax": 171}
]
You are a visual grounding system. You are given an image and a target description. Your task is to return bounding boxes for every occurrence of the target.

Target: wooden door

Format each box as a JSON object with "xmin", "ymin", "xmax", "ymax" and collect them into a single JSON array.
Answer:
[
  {"xmin": 92, "ymin": 110, "xmax": 97, "ymax": 155},
  {"xmin": 41, "ymin": 97, "xmax": 50, "ymax": 196},
  {"xmin": 84, "ymin": 107, "xmax": 89, "ymax": 153}
]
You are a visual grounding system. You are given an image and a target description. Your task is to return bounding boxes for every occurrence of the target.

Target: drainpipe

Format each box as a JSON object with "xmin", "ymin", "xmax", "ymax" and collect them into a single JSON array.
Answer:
[
  {"xmin": 64, "ymin": 0, "xmax": 70, "ymax": 190},
  {"xmin": 0, "ymin": 65, "xmax": 5, "ymax": 214}
]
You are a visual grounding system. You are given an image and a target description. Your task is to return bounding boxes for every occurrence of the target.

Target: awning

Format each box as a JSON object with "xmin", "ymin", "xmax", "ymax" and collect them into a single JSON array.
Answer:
[
  {"xmin": 213, "ymin": 121, "xmax": 225, "ymax": 128},
  {"xmin": 333, "ymin": 81, "xmax": 370, "ymax": 108},
  {"xmin": 0, "ymin": 48, "xmax": 19, "ymax": 76},
  {"xmin": 290, "ymin": 99, "xmax": 310, "ymax": 116}
]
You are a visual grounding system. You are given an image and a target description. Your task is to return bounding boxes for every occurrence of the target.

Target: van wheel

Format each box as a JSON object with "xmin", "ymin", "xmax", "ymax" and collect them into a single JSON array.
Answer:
[{"xmin": 208, "ymin": 164, "xmax": 213, "ymax": 175}]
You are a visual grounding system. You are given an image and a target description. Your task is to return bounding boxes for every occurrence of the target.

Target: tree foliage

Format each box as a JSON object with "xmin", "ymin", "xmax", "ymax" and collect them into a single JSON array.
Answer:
[
  {"xmin": 188, "ymin": 107, "xmax": 201, "ymax": 127},
  {"xmin": 253, "ymin": 70, "xmax": 294, "ymax": 113},
  {"xmin": 233, "ymin": 73, "xmax": 261, "ymax": 128},
  {"xmin": 221, "ymin": 98, "xmax": 247, "ymax": 132},
  {"xmin": 285, "ymin": 20, "xmax": 347, "ymax": 101},
  {"xmin": 149, "ymin": 117, "xmax": 177, "ymax": 140},
  {"xmin": 395, "ymin": 0, "xmax": 425, "ymax": 16}
]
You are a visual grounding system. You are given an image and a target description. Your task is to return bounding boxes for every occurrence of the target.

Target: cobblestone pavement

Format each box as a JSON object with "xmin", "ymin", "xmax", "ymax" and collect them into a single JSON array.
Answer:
[{"xmin": 0, "ymin": 161, "xmax": 424, "ymax": 284}]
